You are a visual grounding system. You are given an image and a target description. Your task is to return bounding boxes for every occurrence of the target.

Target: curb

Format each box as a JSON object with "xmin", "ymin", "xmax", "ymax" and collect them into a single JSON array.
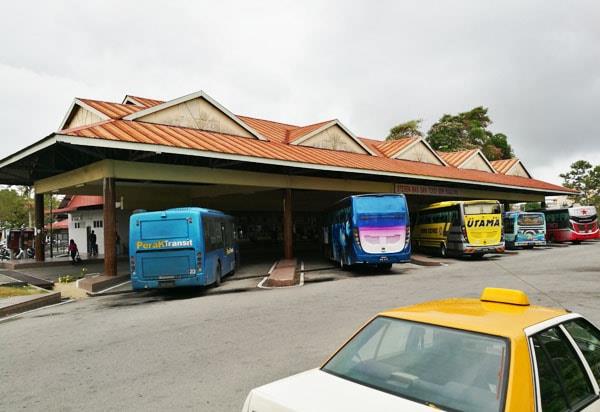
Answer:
[
  {"xmin": 410, "ymin": 257, "xmax": 446, "ymax": 267},
  {"xmin": 0, "ymin": 289, "xmax": 61, "ymax": 318}
]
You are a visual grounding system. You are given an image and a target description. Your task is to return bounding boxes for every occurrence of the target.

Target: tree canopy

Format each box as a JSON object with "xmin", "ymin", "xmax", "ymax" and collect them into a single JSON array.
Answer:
[
  {"xmin": 560, "ymin": 160, "xmax": 600, "ymax": 207},
  {"xmin": 425, "ymin": 106, "xmax": 514, "ymax": 160},
  {"xmin": 0, "ymin": 188, "xmax": 30, "ymax": 229},
  {"xmin": 386, "ymin": 119, "xmax": 423, "ymax": 141}
]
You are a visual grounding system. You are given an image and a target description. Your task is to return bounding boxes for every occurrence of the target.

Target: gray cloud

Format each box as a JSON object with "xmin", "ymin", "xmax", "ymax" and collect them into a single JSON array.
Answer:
[{"xmin": 1, "ymin": 1, "xmax": 599, "ymax": 184}]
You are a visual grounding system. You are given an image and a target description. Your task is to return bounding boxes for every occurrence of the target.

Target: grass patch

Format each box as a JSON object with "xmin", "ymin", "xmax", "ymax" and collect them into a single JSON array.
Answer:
[{"xmin": 0, "ymin": 285, "xmax": 45, "ymax": 298}]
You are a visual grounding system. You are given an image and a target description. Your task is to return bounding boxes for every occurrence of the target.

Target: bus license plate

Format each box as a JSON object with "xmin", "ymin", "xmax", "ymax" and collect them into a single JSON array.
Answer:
[{"xmin": 158, "ymin": 280, "xmax": 176, "ymax": 288}]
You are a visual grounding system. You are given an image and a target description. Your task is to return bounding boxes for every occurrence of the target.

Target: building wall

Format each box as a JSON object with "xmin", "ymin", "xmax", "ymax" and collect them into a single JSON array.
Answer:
[
  {"xmin": 67, "ymin": 209, "xmax": 131, "ymax": 256},
  {"xmin": 461, "ymin": 153, "xmax": 494, "ymax": 172},
  {"xmin": 396, "ymin": 142, "xmax": 444, "ymax": 165},
  {"xmin": 136, "ymin": 97, "xmax": 254, "ymax": 138},
  {"xmin": 299, "ymin": 124, "xmax": 367, "ymax": 154},
  {"xmin": 508, "ymin": 162, "xmax": 530, "ymax": 178},
  {"xmin": 63, "ymin": 107, "xmax": 103, "ymax": 130}
]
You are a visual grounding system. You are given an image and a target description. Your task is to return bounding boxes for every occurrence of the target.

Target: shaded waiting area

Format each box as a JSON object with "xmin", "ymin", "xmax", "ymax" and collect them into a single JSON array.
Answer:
[{"xmin": 0, "ymin": 90, "xmax": 575, "ymax": 289}]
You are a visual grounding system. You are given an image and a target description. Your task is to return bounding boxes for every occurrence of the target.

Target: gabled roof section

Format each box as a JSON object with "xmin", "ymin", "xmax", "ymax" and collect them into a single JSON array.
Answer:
[
  {"xmin": 122, "ymin": 95, "xmax": 165, "ymax": 107},
  {"xmin": 288, "ymin": 119, "xmax": 377, "ymax": 156},
  {"xmin": 237, "ymin": 116, "xmax": 299, "ymax": 144},
  {"xmin": 123, "ymin": 90, "xmax": 266, "ymax": 140},
  {"xmin": 438, "ymin": 149, "xmax": 496, "ymax": 173},
  {"xmin": 58, "ymin": 98, "xmax": 148, "ymax": 130},
  {"xmin": 378, "ymin": 137, "xmax": 447, "ymax": 166},
  {"xmin": 491, "ymin": 158, "xmax": 532, "ymax": 178}
]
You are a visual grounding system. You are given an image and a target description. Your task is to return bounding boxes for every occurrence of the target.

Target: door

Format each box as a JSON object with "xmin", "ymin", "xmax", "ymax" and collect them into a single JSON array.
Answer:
[{"xmin": 529, "ymin": 320, "xmax": 600, "ymax": 411}]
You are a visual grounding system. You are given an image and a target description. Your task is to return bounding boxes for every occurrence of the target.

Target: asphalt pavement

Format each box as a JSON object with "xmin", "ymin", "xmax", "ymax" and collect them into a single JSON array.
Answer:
[{"xmin": 1, "ymin": 242, "xmax": 599, "ymax": 411}]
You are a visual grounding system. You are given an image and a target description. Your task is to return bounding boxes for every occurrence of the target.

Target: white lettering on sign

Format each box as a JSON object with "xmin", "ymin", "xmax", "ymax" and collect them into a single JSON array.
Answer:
[{"xmin": 395, "ymin": 184, "xmax": 460, "ymax": 196}]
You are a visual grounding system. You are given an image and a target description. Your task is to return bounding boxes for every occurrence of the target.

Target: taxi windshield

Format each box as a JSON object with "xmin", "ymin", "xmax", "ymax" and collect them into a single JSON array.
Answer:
[{"xmin": 322, "ymin": 317, "xmax": 509, "ymax": 412}]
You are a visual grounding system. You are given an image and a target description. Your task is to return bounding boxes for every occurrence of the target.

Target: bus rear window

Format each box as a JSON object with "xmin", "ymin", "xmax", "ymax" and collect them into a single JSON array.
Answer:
[
  {"xmin": 464, "ymin": 203, "xmax": 501, "ymax": 215},
  {"xmin": 353, "ymin": 196, "xmax": 407, "ymax": 214},
  {"xmin": 140, "ymin": 218, "xmax": 189, "ymax": 240},
  {"xmin": 517, "ymin": 214, "xmax": 544, "ymax": 226}
]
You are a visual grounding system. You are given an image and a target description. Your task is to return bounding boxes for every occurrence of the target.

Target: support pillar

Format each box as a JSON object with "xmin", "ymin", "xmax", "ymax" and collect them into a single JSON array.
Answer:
[
  {"xmin": 34, "ymin": 192, "xmax": 45, "ymax": 262},
  {"xmin": 103, "ymin": 177, "xmax": 117, "ymax": 276},
  {"xmin": 503, "ymin": 202, "xmax": 511, "ymax": 212},
  {"xmin": 283, "ymin": 188, "xmax": 294, "ymax": 260}
]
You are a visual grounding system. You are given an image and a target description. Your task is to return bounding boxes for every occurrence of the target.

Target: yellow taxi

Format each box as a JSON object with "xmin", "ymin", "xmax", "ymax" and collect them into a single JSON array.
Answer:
[{"xmin": 243, "ymin": 288, "xmax": 600, "ymax": 412}]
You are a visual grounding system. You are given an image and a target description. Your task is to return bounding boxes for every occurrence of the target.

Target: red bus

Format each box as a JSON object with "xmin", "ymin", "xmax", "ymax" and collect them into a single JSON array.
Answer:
[{"xmin": 542, "ymin": 206, "xmax": 599, "ymax": 243}]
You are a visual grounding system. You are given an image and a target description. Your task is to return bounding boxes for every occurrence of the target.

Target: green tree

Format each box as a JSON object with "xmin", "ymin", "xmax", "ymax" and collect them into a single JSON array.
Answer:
[
  {"xmin": 426, "ymin": 107, "xmax": 514, "ymax": 160},
  {"xmin": 0, "ymin": 188, "xmax": 29, "ymax": 229},
  {"xmin": 560, "ymin": 160, "xmax": 600, "ymax": 206},
  {"xmin": 386, "ymin": 119, "xmax": 423, "ymax": 141}
]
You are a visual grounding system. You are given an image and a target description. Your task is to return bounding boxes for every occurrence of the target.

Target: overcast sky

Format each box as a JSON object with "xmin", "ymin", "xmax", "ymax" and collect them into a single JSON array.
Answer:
[{"xmin": 1, "ymin": 1, "xmax": 599, "ymax": 184}]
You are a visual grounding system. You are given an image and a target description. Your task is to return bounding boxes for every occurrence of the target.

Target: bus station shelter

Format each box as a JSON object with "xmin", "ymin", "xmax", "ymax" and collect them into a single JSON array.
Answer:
[{"xmin": 0, "ymin": 90, "xmax": 576, "ymax": 277}]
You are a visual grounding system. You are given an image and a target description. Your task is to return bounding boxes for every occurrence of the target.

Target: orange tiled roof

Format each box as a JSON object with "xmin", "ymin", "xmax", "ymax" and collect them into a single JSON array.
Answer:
[
  {"xmin": 79, "ymin": 99, "xmax": 145, "ymax": 119},
  {"xmin": 358, "ymin": 137, "xmax": 386, "ymax": 156},
  {"xmin": 60, "ymin": 119, "xmax": 573, "ymax": 193},
  {"xmin": 437, "ymin": 149, "xmax": 479, "ymax": 167},
  {"xmin": 127, "ymin": 96, "xmax": 165, "ymax": 108},
  {"xmin": 377, "ymin": 137, "xmax": 420, "ymax": 158},
  {"xmin": 490, "ymin": 158, "xmax": 520, "ymax": 174},
  {"xmin": 53, "ymin": 195, "xmax": 104, "ymax": 214},
  {"xmin": 287, "ymin": 120, "xmax": 333, "ymax": 143},
  {"xmin": 237, "ymin": 116, "xmax": 299, "ymax": 144}
]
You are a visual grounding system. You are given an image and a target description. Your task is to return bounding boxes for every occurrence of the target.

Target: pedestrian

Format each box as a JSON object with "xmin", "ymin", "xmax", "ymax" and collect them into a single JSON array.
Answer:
[
  {"xmin": 68, "ymin": 239, "xmax": 78, "ymax": 264},
  {"xmin": 90, "ymin": 230, "xmax": 97, "ymax": 256},
  {"xmin": 115, "ymin": 231, "xmax": 121, "ymax": 256}
]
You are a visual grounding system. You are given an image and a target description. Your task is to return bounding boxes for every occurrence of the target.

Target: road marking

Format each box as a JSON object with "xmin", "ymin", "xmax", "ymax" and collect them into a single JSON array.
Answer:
[
  {"xmin": 0, "ymin": 299, "xmax": 75, "ymax": 323},
  {"xmin": 87, "ymin": 280, "xmax": 132, "ymax": 296}
]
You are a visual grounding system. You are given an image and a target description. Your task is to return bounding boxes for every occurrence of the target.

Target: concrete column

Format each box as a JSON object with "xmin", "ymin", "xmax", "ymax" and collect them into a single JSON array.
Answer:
[
  {"xmin": 283, "ymin": 188, "xmax": 293, "ymax": 260},
  {"xmin": 103, "ymin": 177, "xmax": 117, "ymax": 276},
  {"xmin": 34, "ymin": 192, "xmax": 45, "ymax": 262}
]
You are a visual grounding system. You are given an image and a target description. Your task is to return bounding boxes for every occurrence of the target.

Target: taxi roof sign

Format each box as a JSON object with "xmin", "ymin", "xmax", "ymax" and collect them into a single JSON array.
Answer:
[{"xmin": 480, "ymin": 287, "xmax": 530, "ymax": 306}]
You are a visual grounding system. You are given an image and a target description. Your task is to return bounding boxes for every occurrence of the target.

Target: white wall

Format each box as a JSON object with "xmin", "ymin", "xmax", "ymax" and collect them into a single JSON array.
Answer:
[{"xmin": 67, "ymin": 209, "xmax": 132, "ymax": 256}]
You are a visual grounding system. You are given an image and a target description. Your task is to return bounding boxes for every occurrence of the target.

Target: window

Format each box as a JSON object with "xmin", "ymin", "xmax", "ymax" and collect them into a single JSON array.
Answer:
[
  {"xmin": 93, "ymin": 220, "xmax": 103, "ymax": 228},
  {"xmin": 73, "ymin": 222, "xmax": 81, "ymax": 229},
  {"xmin": 464, "ymin": 202, "xmax": 501, "ymax": 215},
  {"xmin": 531, "ymin": 326, "xmax": 595, "ymax": 412},
  {"xmin": 322, "ymin": 317, "xmax": 508, "ymax": 412},
  {"xmin": 563, "ymin": 318, "xmax": 600, "ymax": 386},
  {"xmin": 202, "ymin": 216, "xmax": 224, "ymax": 252},
  {"xmin": 503, "ymin": 217, "xmax": 515, "ymax": 234}
]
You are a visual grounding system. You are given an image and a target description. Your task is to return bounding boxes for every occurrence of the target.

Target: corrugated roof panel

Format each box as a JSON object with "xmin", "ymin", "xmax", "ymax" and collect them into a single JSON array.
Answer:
[
  {"xmin": 377, "ymin": 137, "xmax": 419, "ymax": 158},
  {"xmin": 61, "ymin": 119, "xmax": 572, "ymax": 193}
]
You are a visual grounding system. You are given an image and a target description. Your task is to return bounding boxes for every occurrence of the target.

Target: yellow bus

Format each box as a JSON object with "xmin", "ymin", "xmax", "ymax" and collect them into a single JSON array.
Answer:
[{"xmin": 412, "ymin": 200, "xmax": 505, "ymax": 258}]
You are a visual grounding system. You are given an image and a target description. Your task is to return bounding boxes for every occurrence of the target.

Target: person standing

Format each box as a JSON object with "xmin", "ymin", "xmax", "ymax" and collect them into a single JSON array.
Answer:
[{"xmin": 90, "ymin": 230, "xmax": 97, "ymax": 256}]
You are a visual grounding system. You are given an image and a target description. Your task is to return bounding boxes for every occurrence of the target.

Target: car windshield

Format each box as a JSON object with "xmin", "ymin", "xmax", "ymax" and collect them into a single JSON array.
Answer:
[{"xmin": 322, "ymin": 317, "xmax": 509, "ymax": 412}]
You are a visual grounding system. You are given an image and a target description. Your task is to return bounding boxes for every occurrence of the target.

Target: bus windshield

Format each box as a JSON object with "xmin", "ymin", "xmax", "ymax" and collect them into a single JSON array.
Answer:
[
  {"xmin": 517, "ymin": 214, "xmax": 544, "ymax": 226},
  {"xmin": 464, "ymin": 203, "xmax": 501, "ymax": 215}
]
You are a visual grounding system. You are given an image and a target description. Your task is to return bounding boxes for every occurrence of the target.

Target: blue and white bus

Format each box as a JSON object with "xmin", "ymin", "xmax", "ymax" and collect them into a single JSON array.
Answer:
[
  {"xmin": 503, "ymin": 211, "xmax": 546, "ymax": 249},
  {"xmin": 129, "ymin": 207, "xmax": 237, "ymax": 290},
  {"xmin": 323, "ymin": 194, "xmax": 411, "ymax": 270}
]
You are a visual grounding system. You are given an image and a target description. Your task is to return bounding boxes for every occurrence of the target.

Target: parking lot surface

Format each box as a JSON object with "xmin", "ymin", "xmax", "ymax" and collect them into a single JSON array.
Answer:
[{"xmin": 1, "ymin": 242, "xmax": 599, "ymax": 411}]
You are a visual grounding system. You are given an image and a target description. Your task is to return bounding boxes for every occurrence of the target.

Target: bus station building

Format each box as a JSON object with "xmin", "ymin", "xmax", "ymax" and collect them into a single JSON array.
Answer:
[{"xmin": 0, "ymin": 90, "xmax": 576, "ymax": 277}]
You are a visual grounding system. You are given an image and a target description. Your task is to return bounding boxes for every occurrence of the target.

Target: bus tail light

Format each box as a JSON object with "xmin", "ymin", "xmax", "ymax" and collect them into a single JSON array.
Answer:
[
  {"xmin": 130, "ymin": 256, "xmax": 136, "ymax": 274},
  {"xmin": 405, "ymin": 225, "xmax": 410, "ymax": 243},
  {"xmin": 461, "ymin": 225, "xmax": 468, "ymax": 241},
  {"xmin": 353, "ymin": 228, "xmax": 361, "ymax": 246},
  {"xmin": 196, "ymin": 252, "xmax": 203, "ymax": 271}
]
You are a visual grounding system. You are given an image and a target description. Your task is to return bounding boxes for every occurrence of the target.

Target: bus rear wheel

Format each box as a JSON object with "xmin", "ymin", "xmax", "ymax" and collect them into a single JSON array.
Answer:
[
  {"xmin": 440, "ymin": 243, "xmax": 448, "ymax": 258},
  {"xmin": 215, "ymin": 261, "xmax": 222, "ymax": 286}
]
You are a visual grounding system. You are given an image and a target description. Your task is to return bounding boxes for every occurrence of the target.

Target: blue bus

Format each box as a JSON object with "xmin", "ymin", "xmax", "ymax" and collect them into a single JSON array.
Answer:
[
  {"xmin": 323, "ymin": 194, "xmax": 411, "ymax": 270},
  {"xmin": 503, "ymin": 211, "xmax": 546, "ymax": 249},
  {"xmin": 129, "ymin": 207, "xmax": 237, "ymax": 289}
]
